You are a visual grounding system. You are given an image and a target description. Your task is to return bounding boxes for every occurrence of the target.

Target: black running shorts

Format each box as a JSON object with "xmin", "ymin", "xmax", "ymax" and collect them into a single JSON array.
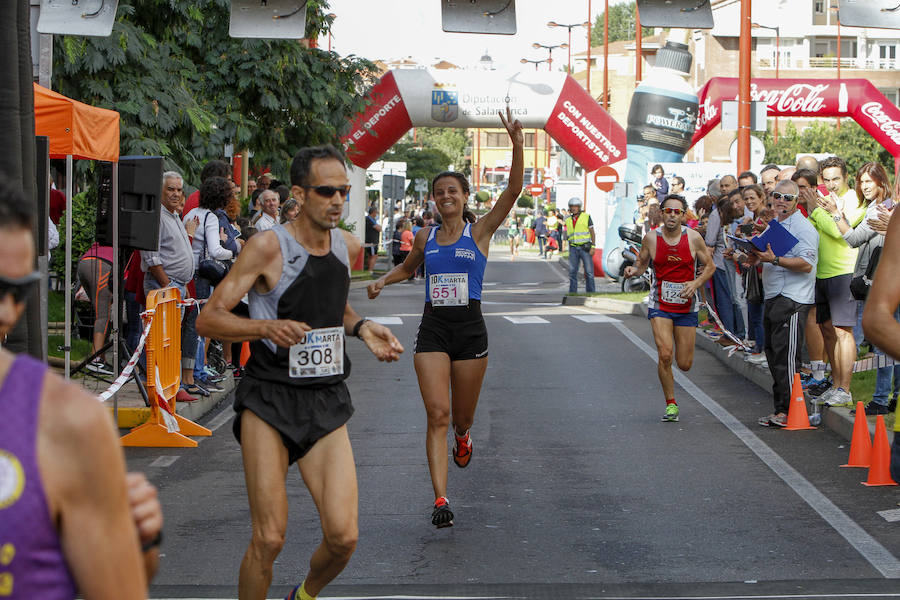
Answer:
[
  {"xmin": 233, "ymin": 376, "xmax": 354, "ymax": 464},
  {"xmin": 415, "ymin": 300, "xmax": 488, "ymax": 361}
]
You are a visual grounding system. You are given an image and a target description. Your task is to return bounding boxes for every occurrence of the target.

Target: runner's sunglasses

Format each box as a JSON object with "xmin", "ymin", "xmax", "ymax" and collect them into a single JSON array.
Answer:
[
  {"xmin": 662, "ymin": 207, "xmax": 684, "ymax": 215},
  {"xmin": 303, "ymin": 185, "xmax": 351, "ymax": 199},
  {"xmin": 0, "ymin": 271, "xmax": 41, "ymax": 304},
  {"xmin": 771, "ymin": 192, "xmax": 797, "ymax": 202}
]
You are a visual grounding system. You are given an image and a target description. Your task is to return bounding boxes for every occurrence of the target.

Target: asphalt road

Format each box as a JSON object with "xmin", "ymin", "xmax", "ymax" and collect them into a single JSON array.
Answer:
[{"xmin": 130, "ymin": 247, "xmax": 900, "ymax": 600}]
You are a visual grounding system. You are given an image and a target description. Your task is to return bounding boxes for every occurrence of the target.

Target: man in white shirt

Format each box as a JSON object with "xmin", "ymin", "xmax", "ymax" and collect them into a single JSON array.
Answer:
[
  {"xmin": 747, "ymin": 180, "xmax": 819, "ymax": 427},
  {"xmin": 251, "ymin": 189, "xmax": 279, "ymax": 231}
]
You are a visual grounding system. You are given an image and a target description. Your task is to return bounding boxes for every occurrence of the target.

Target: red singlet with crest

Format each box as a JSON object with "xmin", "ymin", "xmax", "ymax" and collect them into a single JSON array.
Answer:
[{"xmin": 648, "ymin": 226, "xmax": 697, "ymax": 314}]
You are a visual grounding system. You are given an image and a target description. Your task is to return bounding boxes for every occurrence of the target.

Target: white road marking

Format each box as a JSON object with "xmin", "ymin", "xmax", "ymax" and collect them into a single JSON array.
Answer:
[
  {"xmin": 369, "ymin": 316, "xmax": 404, "ymax": 325},
  {"xmin": 503, "ymin": 316, "xmax": 550, "ymax": 324},
  {"xmin": 149, "ymin": 456, "xmax": 179, "ymax": 468},
  {"xmin": 612, "ymin": 320, "xmax": 900, "ymax": 579},
  {"xmin": 879, "ymin": 508, "xmax": 900, "ymax": 522},
  {"xmin": 571, "ymin": 315, "xmax": 621, "ymax": 323},
  {"xmin": 204, "ymin": 405, "xmax": 236, "ymax": 434}
]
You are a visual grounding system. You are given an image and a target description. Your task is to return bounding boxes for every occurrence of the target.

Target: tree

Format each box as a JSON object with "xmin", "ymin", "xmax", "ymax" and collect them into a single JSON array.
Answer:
[
  {"xmin": 381, "ymin": 143, "xmax": 453, "ymax": 197},
  {"xmin": 761, "ymin": 120, "xmax": 894, "ymax": 179},
  {"xmin": 53, "ymin": 0, "xmax": 377, "ymax": 183},
  {"xmin": 415, "ymin": 128, "xmax": 470, "ymax": 175},
  {"xmin": 590, "ymin": 2, "xmax": 652, "ymax": 47}
]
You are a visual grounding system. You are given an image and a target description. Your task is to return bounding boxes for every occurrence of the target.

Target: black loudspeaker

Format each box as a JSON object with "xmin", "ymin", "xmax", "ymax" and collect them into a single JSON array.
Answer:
[
  {"xmin": 35, "ymin": 136, "xmax": 49, "ymax": 255},
  {"xmin": 95, "ymin": 156, "xmax": 162, "ymax": 251}
]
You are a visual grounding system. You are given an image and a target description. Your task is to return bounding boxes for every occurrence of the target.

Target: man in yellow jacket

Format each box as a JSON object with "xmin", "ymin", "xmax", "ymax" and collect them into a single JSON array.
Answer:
[{"xmin": 565, "ymin": 197, "xmax": 596, "ymax": 293}]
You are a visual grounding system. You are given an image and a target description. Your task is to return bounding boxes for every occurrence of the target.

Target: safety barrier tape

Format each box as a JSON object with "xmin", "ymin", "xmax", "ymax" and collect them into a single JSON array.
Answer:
[
  {"xmin": 700, "ymin": 300, "xmax": 753, "ymax": 356},
  {"xmin": 95, "ymin": 296, "xmax": 203, "ymax": 403}
]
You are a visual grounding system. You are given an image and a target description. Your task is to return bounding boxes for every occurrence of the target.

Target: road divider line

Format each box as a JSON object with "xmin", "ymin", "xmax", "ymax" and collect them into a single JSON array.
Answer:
[{"xmin": 612, "ymin": 320, "xmax": 900, "ymax": 580}]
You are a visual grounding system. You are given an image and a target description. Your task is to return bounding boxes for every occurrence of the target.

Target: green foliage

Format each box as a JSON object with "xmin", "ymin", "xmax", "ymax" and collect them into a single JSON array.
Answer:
[
  {"xmin": 53, "ymin": 0, "xmax": 377, "ymax": 184},
  {"xmin": 337, "ymin": 218, "xmax": 356, "ymax": 233},
  {"xmin": 381, "ymin": 143, "xmax": 453, "ymax": 196},
  {"xmin": 516, "ymin": 195, "xmax": 534, "ymax": 209},
  {"xmin": 475, "ymin": 190, "xmax": 490, "ymax": 204},
  {"xmin": 51, "ymin": 191, "xmax": 97, "ymax": 281},
  {"xmin": 415, "ymin": 128, "xmax": 470, "ymax": 176},
  {"xmin": 591, "ymin": 2, "xmax": 653, "ymax": 46},
  {"xmin": 760, "ymin": 121, "xmax": 894, "ymax": 179}
]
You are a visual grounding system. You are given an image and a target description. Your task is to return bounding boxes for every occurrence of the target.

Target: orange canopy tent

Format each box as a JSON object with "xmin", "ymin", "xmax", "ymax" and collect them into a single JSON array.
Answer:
[
  {"xmin": 33, "ymin": 82, "xmax": 119, "ymax": 162},
  {"xmin": 33, "ymin": 83, "xmax": 121, "ymax": 381}
]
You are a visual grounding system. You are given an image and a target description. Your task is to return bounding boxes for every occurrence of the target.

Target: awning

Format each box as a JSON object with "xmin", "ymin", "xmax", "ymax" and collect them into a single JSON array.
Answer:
[{"xmin": 33, "ymin": 82, "xmax": 119, "ymax": 162}]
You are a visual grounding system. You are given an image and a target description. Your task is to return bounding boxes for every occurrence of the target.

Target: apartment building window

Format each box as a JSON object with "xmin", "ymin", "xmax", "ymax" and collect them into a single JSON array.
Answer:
[
  {"xmin": 813, "ymin": 0, "xmax": 826, "ymax": 25},
  {"xmin": 812, "ymin": 39, "xmax": 856, "ymax": 58},
  {"xmin": 485, "ymin": 132, "xmax": 536, "ymax": 148},
  {"xmin": 879, "ymin": 88, "xmax": 899, "ymax": 107}
]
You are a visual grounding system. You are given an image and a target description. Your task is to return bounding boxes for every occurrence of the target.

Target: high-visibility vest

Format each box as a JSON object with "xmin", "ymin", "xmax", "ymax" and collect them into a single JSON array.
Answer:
[{"xmin": 565, "ymin": 213, "xmax": 592, "ymax": 246}]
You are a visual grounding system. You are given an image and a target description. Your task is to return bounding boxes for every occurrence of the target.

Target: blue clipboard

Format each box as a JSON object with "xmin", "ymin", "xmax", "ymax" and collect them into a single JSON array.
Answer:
[{"xmin": 727, "ymin": 219, "xmax": 798, "ymax": 256}]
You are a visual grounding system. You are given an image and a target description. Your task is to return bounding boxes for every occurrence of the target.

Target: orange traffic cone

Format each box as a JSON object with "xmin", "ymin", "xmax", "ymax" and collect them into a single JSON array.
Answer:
[
  {"xmin": 240, "ymin": 341, "xmax": 251, "ymax": 368},
  {"xmin": 862, "ymin": 415, "xmax": 898, "ymax": 486},
  {"xmin": 840, "ymin": 401, "xmax": 872, "ymax": 468},
  {"xmin": 785, "ymin": 373, "xmax": 816, "ymax": 430}
]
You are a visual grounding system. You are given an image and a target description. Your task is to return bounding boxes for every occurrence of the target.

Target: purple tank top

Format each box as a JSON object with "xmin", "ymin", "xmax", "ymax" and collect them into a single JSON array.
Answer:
[{"xmin": 0, "ymin": 354, "xmax": 77, "ymax": 599}]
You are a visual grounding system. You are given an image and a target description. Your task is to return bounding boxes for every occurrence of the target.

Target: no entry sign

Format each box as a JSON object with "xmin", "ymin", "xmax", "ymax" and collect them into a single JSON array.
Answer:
[
  {"xmin": 594, "ymin": 166, "xmax": 619, "ymax": 191},
  {"xmin": 527, "ymin": 184, "xmax": 545, "ymax": 196}
]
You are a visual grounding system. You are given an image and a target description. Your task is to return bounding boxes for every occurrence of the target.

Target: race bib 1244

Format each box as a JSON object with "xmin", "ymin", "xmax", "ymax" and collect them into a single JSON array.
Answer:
[{"xmin": 660, "ymin": 280, "xmax": 689, "ymax": 304}]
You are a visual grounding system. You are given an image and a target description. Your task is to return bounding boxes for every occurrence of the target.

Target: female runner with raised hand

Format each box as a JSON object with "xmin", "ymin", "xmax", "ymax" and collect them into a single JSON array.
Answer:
[{"xmin": 367, "ymin": 108, "xmax": 523, "ymax": 529}]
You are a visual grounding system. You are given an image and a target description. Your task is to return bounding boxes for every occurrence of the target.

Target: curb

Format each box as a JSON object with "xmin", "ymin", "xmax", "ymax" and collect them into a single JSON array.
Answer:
[
  {"xmin": 578, "ymin": 297, "xmax": 892, "ymax": 444},
  {"xmin": 111, "ymin": 375, "xmax": 235, "ymax": 431}
]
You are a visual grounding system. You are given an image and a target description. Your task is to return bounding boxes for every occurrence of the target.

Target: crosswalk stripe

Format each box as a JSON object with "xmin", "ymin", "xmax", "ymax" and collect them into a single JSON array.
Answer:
[
  {"xmin": 369, "ymin": 316, "xmax": 403, "ymax": 325},
  {"xmin": 571, "ymin": 315, "xmax": 621, "ymax": 323},
  {"xmin": 503, "ymin": 316, "xmax": 550, "ymax": 324}
]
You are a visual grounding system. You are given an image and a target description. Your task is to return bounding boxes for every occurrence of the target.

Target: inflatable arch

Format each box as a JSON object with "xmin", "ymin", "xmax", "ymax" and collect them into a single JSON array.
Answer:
[
  {"xmin": 692, "ymin": 77, "xmax": 900, "ymax": 167},
  {"xmin": 342, "ymin": 68, "xmax": 627, "ymax": 178}
]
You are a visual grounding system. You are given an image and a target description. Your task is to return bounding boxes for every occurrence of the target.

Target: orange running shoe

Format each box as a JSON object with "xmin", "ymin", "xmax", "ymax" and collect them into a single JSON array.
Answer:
[{"xmin": 452, "ymin": 430, "xmax": 473, "ymax": 468}]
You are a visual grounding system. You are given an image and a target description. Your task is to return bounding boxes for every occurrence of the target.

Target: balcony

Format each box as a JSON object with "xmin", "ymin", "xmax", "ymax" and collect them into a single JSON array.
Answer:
[{"xmin": 757, "ymin": 57, "xmax": 895, "ymax": 70}]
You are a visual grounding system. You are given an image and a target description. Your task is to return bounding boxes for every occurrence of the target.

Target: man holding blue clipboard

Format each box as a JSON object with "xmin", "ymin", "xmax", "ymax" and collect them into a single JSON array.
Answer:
[{"xmin": 743, "ymin": 180, "xmax": 819, "ymax": 427}]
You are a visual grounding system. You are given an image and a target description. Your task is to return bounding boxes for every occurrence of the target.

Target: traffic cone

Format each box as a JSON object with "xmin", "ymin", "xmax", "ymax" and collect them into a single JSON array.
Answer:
[
  {"xmin": 840, "ymin": 401, "xmax": 872, "ymax": 468},
  {"xmin": 240, "ymin": 341, "xmax": 251, "ymax": 368},
  {"xmin": 862, "ymin": 415, "xmax": 898, "ymax": 486},
  {"xmin": 785, "ymin": 373, "xmax": 816, "ymax": 430}
]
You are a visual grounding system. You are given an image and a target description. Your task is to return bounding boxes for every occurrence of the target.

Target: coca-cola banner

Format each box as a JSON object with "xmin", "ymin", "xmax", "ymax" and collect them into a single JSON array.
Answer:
[
  {"xmin": 692, "ymin": 77, "xmax": 900, "ymax": 158},
  {"xmin": 343, "ymin": 69, "xmax": 626, "ymax": 172}
]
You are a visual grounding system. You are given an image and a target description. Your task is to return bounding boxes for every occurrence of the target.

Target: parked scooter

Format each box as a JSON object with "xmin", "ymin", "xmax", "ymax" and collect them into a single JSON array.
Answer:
[{"xmin": 617, "ymin": 223, "xmax": 650, "ymax": 292}]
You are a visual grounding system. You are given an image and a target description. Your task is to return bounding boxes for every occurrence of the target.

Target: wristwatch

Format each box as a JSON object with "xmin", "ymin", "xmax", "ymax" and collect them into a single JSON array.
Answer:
[
  {"xmin": 772, "ymin": 256, "xmax": 780, "ymax": 267},
  {"xmin": 832, "ymin": 213, "xmax": 842, "ymax": 223}
]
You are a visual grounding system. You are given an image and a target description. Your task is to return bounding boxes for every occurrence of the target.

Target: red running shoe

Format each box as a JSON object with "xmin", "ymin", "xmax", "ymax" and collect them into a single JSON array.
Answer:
[
  {"xmin": 452, "ymin": 430, "xmax": 473, "ymax": 468},
  {"xmin": 432, "ymin": 496, "xmax": 454, "ymax": 528}
]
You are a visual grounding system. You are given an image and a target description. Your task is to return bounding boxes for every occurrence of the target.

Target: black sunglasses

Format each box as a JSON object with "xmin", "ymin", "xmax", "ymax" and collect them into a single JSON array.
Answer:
[
  {"xmin": 0, "ymin": 271, "xmax": 41, "ymax": 304},
  {"xmin": 303, "ymin": 185, "xmax": 351, "ymax": 199},
  {"xmin": 772, "ymin": 192, "xmax": 797, "ymax": 202}
]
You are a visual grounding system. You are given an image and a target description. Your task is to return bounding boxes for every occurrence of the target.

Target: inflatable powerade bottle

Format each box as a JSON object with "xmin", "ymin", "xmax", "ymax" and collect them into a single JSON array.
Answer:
[{"xmin": 603, "ymin": 40, "xmax": 698, "ymax": 275}]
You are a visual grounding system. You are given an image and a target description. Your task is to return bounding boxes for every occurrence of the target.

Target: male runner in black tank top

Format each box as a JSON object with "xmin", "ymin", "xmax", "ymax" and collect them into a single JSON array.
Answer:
[{"xmin": 197, "ymin": 146, "xmax": 403, "ymax": 600}]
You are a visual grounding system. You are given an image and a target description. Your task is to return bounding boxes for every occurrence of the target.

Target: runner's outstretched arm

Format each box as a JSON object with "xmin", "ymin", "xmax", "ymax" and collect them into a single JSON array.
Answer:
[
  {"xmin": 197, "ymin": 231, "xmax": 310, "ymax": 347},
  {"xmin": 367, "ymin": 227, "xmax": 428, "ymax": 299},
  {"xmin": 623, "ymin": 233, "xmax": 653, "ymax": 278},
  {"xmin": 863, "ymin": 209, "xmax": 900, "ymax": 360},
  {"xmin": 342, "ymin": 301, "xmax": 404, "ymax": 362},
  {"xmin": 473, "ymin": 107, "xmax": 524, "ymax": 245}
]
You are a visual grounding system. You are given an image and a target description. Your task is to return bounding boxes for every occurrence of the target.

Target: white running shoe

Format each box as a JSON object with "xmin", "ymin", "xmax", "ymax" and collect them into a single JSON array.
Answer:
[{"xmin": 823, "ymin": 387, "xmax": 852, "ymax": 407}]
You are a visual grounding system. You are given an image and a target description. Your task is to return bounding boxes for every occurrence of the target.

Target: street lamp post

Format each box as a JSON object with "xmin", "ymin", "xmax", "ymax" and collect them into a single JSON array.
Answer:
[
  {"xmin": 532, "ymin": 42, "xmax": 569, "ymax": 71},
  {"xmin": 547, "ymin": 20, "xmax": 590, "ymax": 73},
  {"xmin": 752, "ymin": 22, "xmax": 780, "ymax": 142},
  {"xmin": 326, "ymin": 13, "xmax": 336, "ymax": 52},
  {"xmin": 520, "ymin": 58, "xmax": 550, "ymax": 71}
]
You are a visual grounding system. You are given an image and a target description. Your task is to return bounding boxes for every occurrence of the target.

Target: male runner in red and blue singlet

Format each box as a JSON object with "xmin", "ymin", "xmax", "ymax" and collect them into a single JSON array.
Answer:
[{"xmin": 625, "ymin": 195, "xmax": 716, "ymax": 422}]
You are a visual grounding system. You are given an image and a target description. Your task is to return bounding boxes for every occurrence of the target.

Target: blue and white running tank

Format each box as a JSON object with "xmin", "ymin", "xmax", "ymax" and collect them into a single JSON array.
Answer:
[{"xmin": 423, "ymin": 223, "xmax": 487, "ymax": 307}]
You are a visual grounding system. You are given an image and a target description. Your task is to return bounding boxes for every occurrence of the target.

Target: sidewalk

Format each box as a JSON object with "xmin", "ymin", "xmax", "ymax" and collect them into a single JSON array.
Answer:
[{"xmin": 565, "ymin": 293, "xmax": 893, "ymax": 444}]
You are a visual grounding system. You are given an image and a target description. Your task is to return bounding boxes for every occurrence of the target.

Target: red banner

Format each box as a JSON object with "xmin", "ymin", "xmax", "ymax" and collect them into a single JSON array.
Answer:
[
  {"xmin": 692, "ymin": 77, "xmax": 900, "ymax": 158},
  {"xmin": 544, "ymin": 76, "xmax": 627, "ymax": 173},
  {"xmin": 342, "ymin": 71, "xmax": 413, "ymax": 169}
]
